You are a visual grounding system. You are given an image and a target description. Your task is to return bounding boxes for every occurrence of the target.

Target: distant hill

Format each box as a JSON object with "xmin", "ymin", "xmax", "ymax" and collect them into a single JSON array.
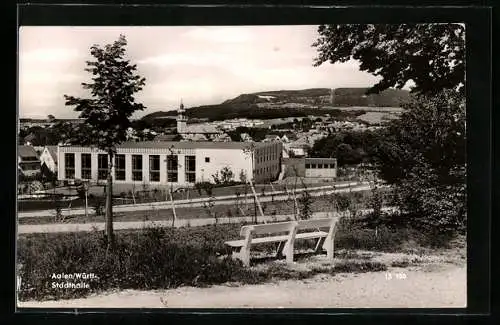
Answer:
[
  {"xmin": 332, "ymin": 88, "xmax": 411, "ymax": 107},
  {"xmin": 141, "ymin": 87, "xmax": 411, "ymax": 123}
]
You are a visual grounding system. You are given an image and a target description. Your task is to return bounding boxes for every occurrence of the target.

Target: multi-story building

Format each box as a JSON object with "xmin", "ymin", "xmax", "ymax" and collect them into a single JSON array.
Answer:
[{"xmin": 57, "ymin": 141, "xmax": 282, "ymax": 187}]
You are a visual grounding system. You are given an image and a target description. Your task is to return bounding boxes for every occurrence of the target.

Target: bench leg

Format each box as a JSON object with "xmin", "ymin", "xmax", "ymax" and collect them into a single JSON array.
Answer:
[
  {"xmin": 231, "ymin": 248, "xmax": 241, "ymax": 260},
  {"xmin": 237, "ymin": 231, "xmax": 254, "ymax": 267},
  {"xmin": 324, "ymin": 237, "xmax": 334, "ymax": 265},
  {"xmin": 239, "ymin": 245, "xmax": 251, "ymax": 267},
  {"xmin": 284, "ymin": 227, "xmax": 297, "ymax": 264},
  {"xmin": 314, "ymin": 237, "xmax": 325, "ymax": 253},
  {"xmin": 276, "ymin": 241, "xmax": 286, "ymax": 258}
]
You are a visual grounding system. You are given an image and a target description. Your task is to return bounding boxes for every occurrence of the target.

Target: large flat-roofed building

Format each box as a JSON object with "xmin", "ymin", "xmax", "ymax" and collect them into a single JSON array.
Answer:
[
  {"xmin": 305, "ymin": 157, "xmax": 337, "ymax": 178},
  {"xmin": 282, "ymin": 157, "xmax": 337, "ymax": 180},
  {"xmin": 57, "ymin": 141, "xmax": 282, "ymax": 186}
]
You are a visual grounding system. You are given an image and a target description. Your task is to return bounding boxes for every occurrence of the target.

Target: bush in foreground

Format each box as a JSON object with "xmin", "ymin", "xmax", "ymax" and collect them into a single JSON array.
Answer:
[{"xmin": 17, "ymin": 224, "xmax": 249, "ymax": 301}]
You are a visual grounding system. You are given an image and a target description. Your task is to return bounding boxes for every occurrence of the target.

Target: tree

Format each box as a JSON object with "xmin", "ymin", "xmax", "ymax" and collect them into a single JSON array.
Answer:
[
  {"xmin": 298, "ymin": 184, "xmax": 313, "ymax": 220},
  {"xmin": 220, "ymin": 166, "xmax": 234, "ymax": 184},
  {"xmin": 239, "ymin": 169, "xmax": 247, "ymax": 183},
  {"xmin": 373, "ymin": 90, "xmax": 466, "ymax": 234},
  {"xmin": 336, "ymin": 143, "xmax": 362, "ymax": 166},
  {"xmin": 64, "ymin": 35, "xmax": 146, "ymax": 247},
  {"xmin": 313, "ymin": 24, "xmax": 467, "ymax": 239},
  {"xmin": 313, "ymin": 24, "xmax": 465, "ymax": 95}
]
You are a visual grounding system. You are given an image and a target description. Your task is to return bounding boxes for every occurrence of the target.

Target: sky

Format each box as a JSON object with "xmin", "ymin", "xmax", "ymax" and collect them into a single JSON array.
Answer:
[{"xmin": 19, "ymin": 25, "xmax": 382, "ymax": 119}]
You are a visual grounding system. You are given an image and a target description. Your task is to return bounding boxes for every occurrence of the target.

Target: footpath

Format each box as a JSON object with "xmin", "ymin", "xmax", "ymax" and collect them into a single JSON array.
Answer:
[{"xmin": 18, "ymin": 207, "xmax": 398, "ymax": 234}]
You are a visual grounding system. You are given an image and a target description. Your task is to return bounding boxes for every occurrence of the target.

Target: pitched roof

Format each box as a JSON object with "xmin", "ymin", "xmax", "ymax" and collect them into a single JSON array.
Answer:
[
  {"xmin": 118, "ymin": 141, "xmax": 274, "ymax": 150},
  {"xmin": 305, "ymin": 157, "xmax": 337, "ymax": 164},
  {"xmin": 45, "ymin": 146, "xmax": 58, "ymax": 162},
  {"xmin": 24, "ymin": 134, "xmax": 36, "ymax": 142},
  {"xmin": 182, "ymin": 124, "xmax": 220, "ymax": 134},
  {"xmin": 18, "ymin": 145, "xmax": 38, "ymax": 158}
]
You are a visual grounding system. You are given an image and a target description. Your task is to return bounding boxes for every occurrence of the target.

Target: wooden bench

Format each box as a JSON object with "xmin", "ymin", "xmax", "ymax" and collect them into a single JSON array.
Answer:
[{"xmin": 225, "ymin": 218, "xmax": 340, "ymax": 267}]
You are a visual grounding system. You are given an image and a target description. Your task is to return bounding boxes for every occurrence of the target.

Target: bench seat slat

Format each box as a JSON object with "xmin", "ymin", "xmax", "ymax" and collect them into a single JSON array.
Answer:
[{"xmin": 225, "ymin": 231, "xmax": 328, "ymax": 248}]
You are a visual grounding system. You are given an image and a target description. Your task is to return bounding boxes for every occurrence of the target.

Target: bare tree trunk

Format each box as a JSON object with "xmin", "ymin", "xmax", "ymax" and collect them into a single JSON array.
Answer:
[
  {"xmin": 84, "ymin": 187, "xmax": 88, "ymax": 219},
  {"xmin": 249, "ymin": 179, "xmax": 265, "ymax": 223},
  {"xmin": 170, "ymin": 186, "xmax": 177, "ymax": 227},
  {"xmin": 105, "ymin": 151, "xmax": 114, "ymax": 248},
  {"xmin": 292, "ymin": 189, "xmax": 300, "ymax": 220}
]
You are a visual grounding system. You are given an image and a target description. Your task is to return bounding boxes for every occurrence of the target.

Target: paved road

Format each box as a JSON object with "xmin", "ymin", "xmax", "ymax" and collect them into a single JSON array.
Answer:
[
  {"xmin": 18, "ymin": 182, "xmax": 375, "ymax": 219},
  {"xmin": 18, "ymin": 207, "xmax": 398, "ymax": 234}
]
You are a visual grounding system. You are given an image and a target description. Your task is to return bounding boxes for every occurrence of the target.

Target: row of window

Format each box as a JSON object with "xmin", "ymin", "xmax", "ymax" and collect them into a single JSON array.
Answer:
[
  {"xmin": 64, "ymin": 153, "xmax": 196, "ymax": 183},
  {"xmin": 257, "ymin": 153, "xmax": 279, "ymax": 164},
  {"xmin": 305, "ymin": 163, "xmax": 336, "ymax": 169},
  {"xmin": 255, "ymin": 164, "xmax": 278, "ymax": 176},
  {"xmin": 256, "ymin": 145, "xmax": 280, "ymax": 164}
]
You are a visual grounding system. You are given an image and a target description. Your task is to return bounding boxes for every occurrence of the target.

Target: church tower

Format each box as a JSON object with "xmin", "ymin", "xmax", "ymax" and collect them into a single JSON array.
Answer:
[{"xmin": 176, "ymin": 99, "xmax": 187, "ymax": 134}]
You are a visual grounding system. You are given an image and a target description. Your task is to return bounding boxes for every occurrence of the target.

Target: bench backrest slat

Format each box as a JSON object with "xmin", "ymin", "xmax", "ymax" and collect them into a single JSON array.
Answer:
[
  {"xmin": 296, "ymin": 218, "xmax": 338, "ymax": 231},
  {"xmin": 240, "ymin": 221, "xmax": 297, "ymax": 236}
]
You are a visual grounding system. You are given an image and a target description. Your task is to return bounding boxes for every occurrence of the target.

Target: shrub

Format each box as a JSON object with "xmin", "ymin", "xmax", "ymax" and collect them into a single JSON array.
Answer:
[
  {"xmin": 335, "ymin": 217, "xmax": 404, "ymax": 252},
  {"xmin": 374, "ymin": 91, "xmax": 466, "ymax": 238},
  {"xmin": 298, "ymin": 188, "xmax": 312, "ymax": 220},
  {"xmin": 92, "ymin": 197, "xmax": 104, "ymax": 216}
]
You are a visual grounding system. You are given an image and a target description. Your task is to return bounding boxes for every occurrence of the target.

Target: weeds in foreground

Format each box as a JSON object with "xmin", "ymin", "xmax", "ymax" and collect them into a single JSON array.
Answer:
[{"xmin": 17, "ymin": 216, "xmax": 462, "ymax": 302}]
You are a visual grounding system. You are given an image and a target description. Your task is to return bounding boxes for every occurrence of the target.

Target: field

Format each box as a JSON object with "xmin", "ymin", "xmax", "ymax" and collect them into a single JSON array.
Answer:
[
  {"xmin": 357, "ymin": 112, "xmax": 400, "ymax": 125},
  {"xmin": 332, "ymin": 106, "xmax": 405, "ymax": 113}
]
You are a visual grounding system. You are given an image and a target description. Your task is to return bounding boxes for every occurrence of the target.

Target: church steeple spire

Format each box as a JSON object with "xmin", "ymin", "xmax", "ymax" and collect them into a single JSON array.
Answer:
[{"xmin": 177, "ymin": 98, "xmax": 187, "ymax": 134}]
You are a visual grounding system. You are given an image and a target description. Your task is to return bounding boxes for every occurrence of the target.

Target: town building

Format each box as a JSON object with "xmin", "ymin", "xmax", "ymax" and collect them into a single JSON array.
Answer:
[
  {"xmin": 282, "ymin": 157, "xmax": 337, "ymax": 179},
  {"xmin": 263, "ymin": 134, "xmax": 281, "ymax": 142},
  {"xmin": 39, "ymin": 145, "xmax": 58, "ymax": 174},
  {"xmin": 304, "ymin": 157, "xmax": 337, "ymax": 178},
  {"xmin": 18, "ymin": 145, "xmax": 41, "ymax": 177},
  {"xmin": 175, "ymin": 101, "xmax": 223, "ymax": 140},
  {"xmin": 240, "ymin": 133, "xmax": 253, "ymax": 142},
  {"xmin": 57, "ymin": 141, "xmax": 283, "ymax": 187},
  {"xmin": 285, "ymin": 142, "xmax": 309, "ymax": 157}
]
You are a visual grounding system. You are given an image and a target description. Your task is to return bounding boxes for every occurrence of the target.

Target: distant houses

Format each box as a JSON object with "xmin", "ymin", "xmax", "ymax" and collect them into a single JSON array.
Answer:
[
  {"xmin": 19, "ymin": 118, "xmax": 84, "ymax": 131},
  {"xmin": 18, "ymin": 145, "xmax": 41, "ymax": 177},
  {"xmin": 263, "ymin": 134, "xmax": 281, "ymax": 143},
  {"xmin": 240, "ymin": 133, "xmax": 253, "ymax": 142}
]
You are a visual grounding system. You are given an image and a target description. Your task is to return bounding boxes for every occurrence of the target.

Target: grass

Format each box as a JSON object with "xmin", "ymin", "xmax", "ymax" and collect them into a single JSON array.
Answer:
[
  {"xmin": 18, "ymin": 187, "xmax": 387, "ymax": 225},
  {"xmin": 17, "ymin": 213, "xmax": 464, "ymax": 302}
]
